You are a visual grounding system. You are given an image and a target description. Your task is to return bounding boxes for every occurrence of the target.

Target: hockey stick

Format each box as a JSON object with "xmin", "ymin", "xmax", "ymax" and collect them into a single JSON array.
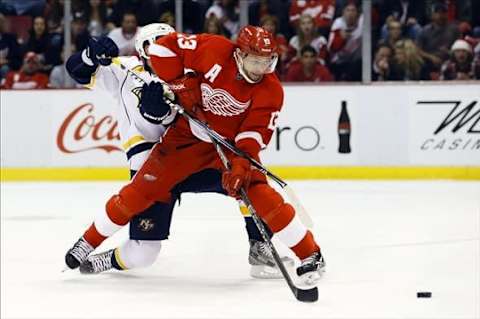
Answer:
[
  {"xmin": 111, "ymin": 57, "xmax": 314, "ymax": 228},
  {"xmin": 210, "ymin": 137, "xmax": 318, "ymax": 302}
]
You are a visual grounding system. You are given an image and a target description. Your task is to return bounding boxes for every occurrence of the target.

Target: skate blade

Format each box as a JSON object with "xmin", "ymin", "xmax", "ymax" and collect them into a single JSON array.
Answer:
[
  {"xmin": 250, "ymin": 258, "xmax": 295, "ymax": 279},
  {"xmin": 250, "ymin": 265, "xmax": 283, "ymax": 279}
]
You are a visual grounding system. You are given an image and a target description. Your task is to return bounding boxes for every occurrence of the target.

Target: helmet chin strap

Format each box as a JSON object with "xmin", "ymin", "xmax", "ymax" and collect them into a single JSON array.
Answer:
[{"xmin": 233, "ymin": 49, "xmax": 262, "ymax": 84}]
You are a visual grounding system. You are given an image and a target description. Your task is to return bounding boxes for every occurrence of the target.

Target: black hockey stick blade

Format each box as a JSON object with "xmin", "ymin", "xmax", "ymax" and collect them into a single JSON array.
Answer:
[{"xmin": 295, "ymin": 287, "xmax": 319, "ymax": 302}]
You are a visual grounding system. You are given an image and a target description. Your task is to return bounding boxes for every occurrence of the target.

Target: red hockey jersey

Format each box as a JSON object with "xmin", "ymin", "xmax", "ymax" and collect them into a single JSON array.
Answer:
[{"xmin": 149, "ymin": 33, "xmax": 284, "ymax": 155}]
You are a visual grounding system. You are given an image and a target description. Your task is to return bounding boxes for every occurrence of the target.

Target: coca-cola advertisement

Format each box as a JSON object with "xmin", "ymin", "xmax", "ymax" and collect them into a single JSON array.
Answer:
[
  {"xmin": 1, "ymin": 90, "xmax": 127, "ymax": 167},
  {"xmin": 56, "ymin": 102, "xmax": 121, "ymax": 155}
]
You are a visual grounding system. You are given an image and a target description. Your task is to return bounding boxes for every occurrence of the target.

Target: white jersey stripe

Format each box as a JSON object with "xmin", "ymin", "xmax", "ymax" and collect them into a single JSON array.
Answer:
[
  {"xmin": 148, "ymin": 43, "xmax": 177, "ymax": 58},
  {"xmin": 235, "ymin": 131, "xmax": 266, "ymax": 149}
]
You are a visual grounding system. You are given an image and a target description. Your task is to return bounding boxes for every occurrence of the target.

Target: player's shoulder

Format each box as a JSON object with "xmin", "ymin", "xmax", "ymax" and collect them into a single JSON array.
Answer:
[
  {"xmin": 112, "ymin": 56, "xmax": 148, "ymax": 75},
  {"xmin": 261, "ymin": 73, "xmax": 283, "ymax": 94},
  {"xmin": 116, "ymin": 56, "xmax": 143, "ymax": 69},
  {"xmin": 198, "ymin": 33, "xmax": 235, "ymax": 54},
  {"xmin": 254, "ymin": 73, "xmax": 284, "ymax": 106}
]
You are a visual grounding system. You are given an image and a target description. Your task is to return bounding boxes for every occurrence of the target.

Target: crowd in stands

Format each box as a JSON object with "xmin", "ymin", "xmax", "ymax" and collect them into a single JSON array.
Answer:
[{"xmin": 0, "ymin": 0, "xmax": 479, "ymax": 89}]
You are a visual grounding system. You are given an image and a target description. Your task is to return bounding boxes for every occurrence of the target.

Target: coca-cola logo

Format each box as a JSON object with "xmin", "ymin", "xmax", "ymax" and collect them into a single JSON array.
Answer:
[{"xmin": 57, "ymin": 103, "xmax": 121, "ymax": 154}]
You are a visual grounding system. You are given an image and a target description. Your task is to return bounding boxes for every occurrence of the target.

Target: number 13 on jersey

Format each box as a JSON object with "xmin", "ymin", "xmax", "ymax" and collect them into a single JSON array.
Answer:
[{"xmin": 177, "ymin": 34, "xmax": 197, "ymax": 50}]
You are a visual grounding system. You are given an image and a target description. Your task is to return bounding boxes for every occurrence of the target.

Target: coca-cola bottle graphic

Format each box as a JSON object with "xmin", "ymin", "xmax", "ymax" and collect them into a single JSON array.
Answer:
[{"xmin": 338, "ymin": 101, "xmax": 351, "ymax": 153}]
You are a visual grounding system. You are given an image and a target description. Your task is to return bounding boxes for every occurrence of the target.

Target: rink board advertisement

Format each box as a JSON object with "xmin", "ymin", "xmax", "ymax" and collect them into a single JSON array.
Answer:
[
  {"xmin": 407, "ymin": 86, "xmax": 480, "ymax": 165},
  {"xmin": 1, "ymin": 84, "xmax": 479, "ymax": 179}
]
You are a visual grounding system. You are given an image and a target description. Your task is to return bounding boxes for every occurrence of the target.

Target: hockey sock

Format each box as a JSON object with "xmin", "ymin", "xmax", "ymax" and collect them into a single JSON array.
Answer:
[
  {"xmin": 290, "ymin": 231, "xmax": 320, "ymax": 260},
  {"xmin": 238, "ymin": 200, "xmax": 273, "ymax": 241},
  {"xmin": 83, "ymin": 196, "xmax": 131, "ymax": 248},
  {"xmin": 244, "ymin": 217, "xmax": 273, "ymax": 241},
  {"xmin": 83, "ymin": 223, "xmax": 107, "ymax": 248}
]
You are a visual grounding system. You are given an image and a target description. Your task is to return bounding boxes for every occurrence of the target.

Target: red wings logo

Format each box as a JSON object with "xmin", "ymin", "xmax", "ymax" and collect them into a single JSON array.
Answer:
[
  {"xmin": 57, "ymin": 103, "xmax": 121, "ymax": 154},
  {"xmin": 201, "ymin": 83, "xmax": 250, "ymax": 116}
]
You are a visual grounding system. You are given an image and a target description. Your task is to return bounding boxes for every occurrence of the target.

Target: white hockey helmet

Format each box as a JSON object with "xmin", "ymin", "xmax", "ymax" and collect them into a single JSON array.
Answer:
[{"xmin": 135, "ymin": 23, "xmax": 175, "ymax": 59}]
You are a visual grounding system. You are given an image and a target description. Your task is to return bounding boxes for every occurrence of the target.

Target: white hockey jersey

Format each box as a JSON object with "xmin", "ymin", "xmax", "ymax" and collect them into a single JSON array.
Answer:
[{"xmin": 84, "ymin": 56, "xmax": 175, "ymax": 171}]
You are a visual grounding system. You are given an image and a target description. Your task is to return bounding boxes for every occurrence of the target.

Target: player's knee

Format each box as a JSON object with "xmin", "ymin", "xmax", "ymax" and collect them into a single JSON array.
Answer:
[
  {"xmin": 107, "ymin": 185, "xmax": 154, "ymax": 220},
  {"xmin": 118, "ymin": 240, "xmax": 162, "ymax": 269}
]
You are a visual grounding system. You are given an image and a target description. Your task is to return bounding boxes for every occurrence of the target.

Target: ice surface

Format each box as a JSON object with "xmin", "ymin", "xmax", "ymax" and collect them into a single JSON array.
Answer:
[{"xmin": 1, "ymin": 180, "xmax": 479, "ymax": 319}]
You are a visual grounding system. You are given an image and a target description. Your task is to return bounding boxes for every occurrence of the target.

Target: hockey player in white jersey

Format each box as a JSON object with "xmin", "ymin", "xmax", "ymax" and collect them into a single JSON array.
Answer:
[{"xmin": 64, "ymin": 23, "xmax": 290, "ymax": 279}]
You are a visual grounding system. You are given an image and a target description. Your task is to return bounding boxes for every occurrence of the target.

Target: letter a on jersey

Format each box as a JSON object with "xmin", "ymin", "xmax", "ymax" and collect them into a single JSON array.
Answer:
[{"xmin": 204, "ymin": 64, "xmax": 222, "ymax": 83}]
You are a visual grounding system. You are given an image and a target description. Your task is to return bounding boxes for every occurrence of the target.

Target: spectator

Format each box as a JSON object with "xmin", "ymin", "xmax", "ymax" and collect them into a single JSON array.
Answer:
[
  {"xmin": 159, "ymin": 11, "xmax": 175, "ymax": 29},
  {"xmin": 87, "ymin": 0, "xmax": 108, "ymax": 37},
  {"xmin": 23, "ymin": 16, "xmax": 62, "ymax": 71},
  {"xmin": 0, "ymin": 13, "xmax": 22, "ymax": 80},
  {"xmin": 288, "ymin": 14, "xmax": 328, "ymax": 65},
  {"xmin": 372, "ymin": 43, "xmax": 393, "ymax": 81},
  {"xmin": 289, "ymin": 0, "xmax": 335, "ymax": 36},
  {"xmin": 379, "ymin": 0, "xmax": 425, "ymax": 40},
  {"xmin": 417, "ymin": 3, "xmax": 460, "ymax": 68},
  {"xmin": 71, "ymin": 13, "xmax": 89, "ymax": 51},
  {"xmin": 328, "ymin": 2, "xmax": 363, "ymax": 81},
  {"xmin": 443, "ymin": 0, "xmax": 473, "ymax": 25},
  {"xmin": 1, "ymin": 51, "xmax": 49, "ymax": 89},
  {"xmin": 158, "ymin": 0, "xmax": 207, "ymax": 34},
  {"xmin": 259, "ymin": 14, "xmax": 288, "ymax": 76},
  {"xmin": 249, "ymin": 0, "xmax": 290, "ymax": 38},
  {"xmin": 0, "ymin": 0, "xmax": 46, "ymax": 16},
  {"xmin": 108, "ymin": 12, "xmax": 139, "ymax": 56},
  {"xmin": 205, "ymin": 0, "xmax": 240, "ymax": 38},
  {"xmin": 390, "ymin": 39, "xmax": 431, "ymax": 80},
  {"xmin": 379, "ymin": 19, "xmax": 405, "ymax": 48},
  {"xmin": 49, "ymin": 45, "xmax": 82, "ymax": 88},
  {"xmin": 285, "ymin": 45, "xmax": 333, "ymax": 82},
  {"xmin": 441, "ymin": 39, "xmax": 479, "ymax": 80},
  {"xmin": 203, "ymin": 15, "xmax": 228, "ymax": 37},
  {"xmin": 44, "ymin": 0, "xmax": 64, "ymax": 35},
  {"xmin": 108, "ymin": 0, "xmax": 159, "ymax": 27}
]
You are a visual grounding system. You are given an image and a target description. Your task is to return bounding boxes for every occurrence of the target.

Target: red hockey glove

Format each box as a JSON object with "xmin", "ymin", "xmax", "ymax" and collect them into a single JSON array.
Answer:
[
  {"xmin": 222, "ymin": 157, "xmax": 252, "ymax": 197},
  {"xmin": 168, "ymin": 73, "xmax": 202, "ymax": 113}
]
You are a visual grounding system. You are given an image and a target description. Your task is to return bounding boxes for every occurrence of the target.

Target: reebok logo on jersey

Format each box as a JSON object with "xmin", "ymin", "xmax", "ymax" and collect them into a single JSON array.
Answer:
[
  {"xmin": 168, "ymin": 83, "xmax": 186, "ymax": 91},
  {"xmin": 201, "ymin": 83, "xmax": 250, "ymax": 117}
]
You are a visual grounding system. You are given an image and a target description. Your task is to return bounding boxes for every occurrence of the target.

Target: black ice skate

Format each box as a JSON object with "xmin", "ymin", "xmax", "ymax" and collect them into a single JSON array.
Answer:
[
  {"xmin": 296, "ymin": 251, "xmax": 326, "ymax": 288},
  {"xmin": 249, "ymin": 240, "xmax": 294, "ymax": 279},
  {"xmin": 79, "ymin": 249, "xmax": 114, "ymax": 274},
  {"xmin": 65, "ymin": 237, "xmax": 94, "ymax": 269}
]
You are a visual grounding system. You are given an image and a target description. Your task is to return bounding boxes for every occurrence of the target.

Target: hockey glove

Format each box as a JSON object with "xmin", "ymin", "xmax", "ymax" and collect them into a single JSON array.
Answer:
[
  {"xmin": 168, "ymin": 73, "xmax": 202, "ymax": 114},
  {"xmin": 222, "ymin": 157, "xmax": 252, "ymax": 197},
  {"xmin": 86, "ymin": 36, "xmax": 119, "ymax": 66},
  {"xmin": 139, "ymin": 81, "xmax": 172, "ymax": 125}
]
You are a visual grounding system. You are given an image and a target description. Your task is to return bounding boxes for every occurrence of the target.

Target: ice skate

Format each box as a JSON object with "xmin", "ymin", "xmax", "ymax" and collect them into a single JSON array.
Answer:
[
  {"xmin": 79, "ymin": 249, "xmax": 114, "ymax": 274},
  {"xmin": 248, "ymin": 240, "xmax": 294, "ymax": 279},
  {"xmin": 296, "ymin": 251, "xmax": 325, "ymax": 288},
  {"xmin": 65, "ymin": 237, "xmax": 94, "ymax": 269}
]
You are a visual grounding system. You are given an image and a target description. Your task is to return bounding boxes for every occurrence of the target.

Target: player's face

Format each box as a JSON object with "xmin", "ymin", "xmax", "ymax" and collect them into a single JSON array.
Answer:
[{"xmin": 242, "ymin": 53, "xmax": 276, "ymax": 81}]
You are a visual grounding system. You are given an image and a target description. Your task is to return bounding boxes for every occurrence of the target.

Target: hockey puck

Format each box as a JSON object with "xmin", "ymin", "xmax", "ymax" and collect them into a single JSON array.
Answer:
[{"xmin": 417, "ymin": 292, "xmax": 432, "ymax": 298}]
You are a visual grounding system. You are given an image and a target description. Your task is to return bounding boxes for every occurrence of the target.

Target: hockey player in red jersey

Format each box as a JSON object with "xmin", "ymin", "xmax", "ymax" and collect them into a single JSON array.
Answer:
[{"xmin": 68, "ymin": 26, "xmax": 325, "ymax": 287}]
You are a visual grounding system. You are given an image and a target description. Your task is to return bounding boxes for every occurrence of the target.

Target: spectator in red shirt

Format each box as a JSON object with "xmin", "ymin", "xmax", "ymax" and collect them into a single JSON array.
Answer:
[
  {"xmin": 328, "ymin": 2, "xmax": 363, "ymax": 81},
  {"xmin": 285, "ymin": 45, "xmax": 333, "ymax": 82},
  {"xmin": 1, "ymin": 51, "xmax": 49, "ymax": 89},
  {"xmin": 287, "ymin": 14, "xmax": 329, "ymax": 65},
  {"xmin": 289, "ymin": 0, "xmax": 335, "ymax": 36}
]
